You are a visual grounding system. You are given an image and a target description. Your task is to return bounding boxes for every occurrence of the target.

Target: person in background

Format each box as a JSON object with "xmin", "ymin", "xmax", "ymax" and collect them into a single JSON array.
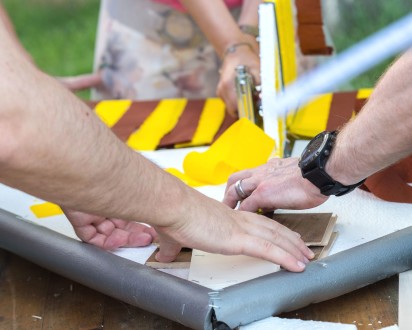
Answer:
[{"xmin": 60, "ymin": 0, "xmax": 260, "ymax": 117}]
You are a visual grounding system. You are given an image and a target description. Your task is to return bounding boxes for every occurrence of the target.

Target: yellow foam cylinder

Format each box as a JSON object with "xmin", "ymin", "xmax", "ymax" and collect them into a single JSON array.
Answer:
[{"xmin": 182, "ymin": 118, "xmax": 275, "ymax": 185}]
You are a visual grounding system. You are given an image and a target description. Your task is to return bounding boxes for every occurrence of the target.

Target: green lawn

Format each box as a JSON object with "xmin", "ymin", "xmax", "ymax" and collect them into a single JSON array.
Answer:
[
  {"xmin": 326, "ymin": 0, "xmax": 412, "ymax": 89},
  {"xmin": 3, "ymin": 0, "xmax": 412, "ymax": 95},
  {"xmin": 3, "ymin": 0, "xmax": 100, "ymax": 98}
]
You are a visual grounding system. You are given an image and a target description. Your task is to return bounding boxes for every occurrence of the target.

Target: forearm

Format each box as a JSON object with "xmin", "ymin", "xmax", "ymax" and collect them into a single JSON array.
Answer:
[
  {"xmin": 180, "ymin": 0, "xmax": 254, "ymax": 58},
  {"xmin": 326, "ymin": 51, "xmax": 412, "ymax": 185},
  {"xmin": 238, "ymin": 0, "xmax": 260, "ymax": 26},
  {"xmin": 0, "ymin": 29, "xmax": 192, "ymax": 227}
]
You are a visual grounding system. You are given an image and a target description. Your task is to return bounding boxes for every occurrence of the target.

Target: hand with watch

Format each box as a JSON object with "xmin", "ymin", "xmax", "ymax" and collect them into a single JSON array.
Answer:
[
  {"xmin": 299, "ymin": 131, "xmax": 365, "ymax": 196},
  {"xmin": 223, "ymin": 131, "xmax": 365, "ymax": 212}
]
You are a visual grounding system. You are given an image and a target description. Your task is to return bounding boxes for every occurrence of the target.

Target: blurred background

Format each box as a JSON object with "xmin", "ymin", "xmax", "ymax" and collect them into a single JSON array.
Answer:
[{"xmin": 3, "ymin": 0, "xmax": 412, "ymax": 99}]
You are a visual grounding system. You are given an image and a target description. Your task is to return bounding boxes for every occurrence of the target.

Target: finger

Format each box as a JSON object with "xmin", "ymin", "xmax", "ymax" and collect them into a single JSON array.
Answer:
[
  {"xmin": 222, "ymin": 182, "xmax": 240, "ymax": 208},
  {"xmin": 225, "ymin": 170, "xmax": 252, "ymax": 193},
  {"xmin": 238, "ymin": 188, "xmax": 270, "ymax": 213},
  {"xmin": 241, "ymin": 215, "xmax": 314, "ymax": 261},
  {"xmin": 95, "ymin": 219, "xmax": 115, "ymax": 236},
  {"xmin": 126, "ymin": 231, "xmax": 153, "ymax": 247},
  {"xmin": 156, "ymin": 239, "xmax": 182, "ymax": 263},
  {"xmin": 235, "ymin": 234, "xmax": 307, "ymax": 272},
  {"xmin": 226, "ymin": 86, "xmax": 238, "ymax": 116},
  {"xmin": 85, "ymin": 232, "xmax": 108, "ymax": 249},
  {"xmin": 102, "ymin": 228, "xmax": 129, "ymax": 250},
  {"xmin": 73, "ymin": 225, "xmax": 98, "ymax": 243},
  {"xmin": 111, "ymin": 219, "xmax": 157, "ymax": 239}
]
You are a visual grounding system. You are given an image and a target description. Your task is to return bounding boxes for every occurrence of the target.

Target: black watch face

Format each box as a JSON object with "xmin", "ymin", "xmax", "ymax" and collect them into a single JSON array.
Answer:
[{"xmin": 301, "ymin": 133, "xmax": 328, "ymax": 167}]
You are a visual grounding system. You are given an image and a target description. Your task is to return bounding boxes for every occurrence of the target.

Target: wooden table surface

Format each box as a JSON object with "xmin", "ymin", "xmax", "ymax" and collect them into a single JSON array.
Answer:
[{"xmin": 0, "ymin": 249, "xmax": 398, "ymax": 330}]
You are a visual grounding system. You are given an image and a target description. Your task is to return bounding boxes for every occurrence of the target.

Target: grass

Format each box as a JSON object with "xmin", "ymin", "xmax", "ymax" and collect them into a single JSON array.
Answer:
[
  {"xmin": 325, "ymin": 0, "xmax": 412, "ymax": 89},
  {"xmin": 2, "ymin": 0, "xmax": 100, "ymax": 98},
  {"xmin": 3, "ymin": 0, "xmax": 412, "ymax": 95}
]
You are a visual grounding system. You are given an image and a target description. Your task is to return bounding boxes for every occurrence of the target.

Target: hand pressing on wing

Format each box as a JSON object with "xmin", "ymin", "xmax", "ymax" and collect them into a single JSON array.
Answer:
[
  {"xmin": 63, "ymin": 209, "xmax": 157, "ymax": 250},
  {"xmin": 152, "ymin": 189, "xmax": 314, "ymax": 272},
  {"xmin": 223, "ymin": 158, "xmax": 328, "ymax": 212}
]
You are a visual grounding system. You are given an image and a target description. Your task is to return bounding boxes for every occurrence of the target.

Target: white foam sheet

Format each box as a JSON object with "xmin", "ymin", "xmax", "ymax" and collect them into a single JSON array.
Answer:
[
  {"xmin": 240, "ymin": 317, "xmax": 357, "ymax": 330},
  {"xmin": 1, "ymin": 146, "xmax": 411, "ymax": 329},
  {"xmin": 0, "ymin": 184, "xmax": 157, "ymax": 265}
]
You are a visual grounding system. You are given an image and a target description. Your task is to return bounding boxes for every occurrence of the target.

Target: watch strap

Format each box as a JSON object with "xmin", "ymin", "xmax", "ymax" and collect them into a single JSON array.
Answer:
[
  {"xmin": 303, "ymin": 166, "xmax": 365, "ymax": 196},
  {"xmin": 300, "ymin": 130, "xmax": 365, "ymax": 196}
]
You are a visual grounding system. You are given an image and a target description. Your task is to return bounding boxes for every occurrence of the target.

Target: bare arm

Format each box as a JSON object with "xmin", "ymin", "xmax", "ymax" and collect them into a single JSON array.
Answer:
[
  {"xmin": 223, "ymin": 50, "xmax": 412, "ymax": 211},
  {"xmin": 180, "ymin": 0, "xmax": 261, "ymax": 115},
  {"xmin": 327, "ymin": 50, "xmax": 412, "ymax": 184},
  {"xmin": 0, "ymin": 22, "xmax": 313, "ymax": 271}
]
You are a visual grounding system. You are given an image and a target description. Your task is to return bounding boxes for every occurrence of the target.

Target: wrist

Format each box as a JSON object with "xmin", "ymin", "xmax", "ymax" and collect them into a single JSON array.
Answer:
[
  {"xmin": 222, "ymin": 41, "xmax": 253, "ymax": 60},
  {"xmin": 325, "ymin": 134, "xmax": 366, "ymax": 186},
  {"xmin": 299, "ymin": 131, "xmax": 365, "ymax": 196}
]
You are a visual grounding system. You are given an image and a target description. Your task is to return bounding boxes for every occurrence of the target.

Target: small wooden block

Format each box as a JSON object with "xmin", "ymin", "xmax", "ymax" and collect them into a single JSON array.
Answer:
[
  {"xmin": 273, "ymin": 213, "xmax": 336, "ymax": 246},
  {"xmin": 310, "ymin": 231, "xmax": 338, "ymax": 260},
  {"xmin": 145, "ymin": 248, "xmax": 192, "ymax": 269}
]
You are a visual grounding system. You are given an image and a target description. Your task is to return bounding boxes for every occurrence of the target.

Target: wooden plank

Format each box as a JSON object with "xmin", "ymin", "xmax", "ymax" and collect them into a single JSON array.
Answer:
[
  {"xmin": 0, "ymin": 251, "xmax": 192, "ymax": 329},
  {"xmin": 0, "ymin": 250, "xmax": 399, "ymax": 329},
  {"xmin": 103, "ymin": 296, "xmax": 192, "ymax": 330},
  {"xmin": 399, "ymin": 270, "xmax": 412, "ymax": 329},
  {"xmin": 281, "ymin": 276, "xmax": 398, "ymax": 329},
  {"xmin": 0, "ymin": 250, "xmax": 48, "ymax": 329},
  {"xmin": 41, "ymin": 273, "xmax": 105, "ymax": 329}
]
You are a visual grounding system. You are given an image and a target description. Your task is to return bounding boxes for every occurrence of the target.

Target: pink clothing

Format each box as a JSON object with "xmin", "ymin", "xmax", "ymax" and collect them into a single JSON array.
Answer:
[{"xmin": 152, "ymin": 0, "xmax": 242, "ymax": 12}]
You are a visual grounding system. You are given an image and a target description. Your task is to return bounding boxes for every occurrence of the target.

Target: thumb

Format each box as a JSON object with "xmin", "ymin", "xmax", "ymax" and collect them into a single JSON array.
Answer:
[{"xmin": 155, "ymin": 238, "xmax": 182, "ymax": 263}]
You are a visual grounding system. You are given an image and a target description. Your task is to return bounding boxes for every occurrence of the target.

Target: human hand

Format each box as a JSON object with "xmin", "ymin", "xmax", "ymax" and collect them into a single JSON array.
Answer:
[
  {"xmin": 153, "ymin": 190, "xmax": 314, "ymax": 272},
  {"xmin": 223, "ymin": 157, "xmax": 328, "ymax": 212},
  {"xmin": 217, "ymin": 45, "xmax": 260, "ymax": 117},
  {"xmin": 63, "ymin": 209, "xmax": 157, "ymax": 250}
]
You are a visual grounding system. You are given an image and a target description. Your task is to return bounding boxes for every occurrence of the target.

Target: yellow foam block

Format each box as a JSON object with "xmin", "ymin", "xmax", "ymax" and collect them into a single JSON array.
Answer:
[
  {"xmin": 127, "ymin": 99, "xmax": 187, "ymax": 151},
  {"xmin": 94, "ymin": 100, "xmax": 132, "ymax": 127},
  {"xmin": 180, "ymin": 118, "xmax": 275, "ymax": 185},
  {"xmin": 30, "ymin": 202, "xmax": 64, "ymax": 218}
]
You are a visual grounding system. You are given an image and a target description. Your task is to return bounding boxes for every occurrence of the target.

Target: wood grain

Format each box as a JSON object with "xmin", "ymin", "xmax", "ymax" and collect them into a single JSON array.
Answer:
[{"xmin": 273, "ymin": 213, "xmax": 335, "ymax": 246}]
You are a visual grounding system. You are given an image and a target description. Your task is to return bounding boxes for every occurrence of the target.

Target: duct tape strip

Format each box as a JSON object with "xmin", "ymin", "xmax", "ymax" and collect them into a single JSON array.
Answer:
[
  {"xmin": 213, "ymin": 226, "xmax": 412, "ymax": 329},
  {"xmin": 0, "ymin": 208, "xmax": 212, "ymax": 330}
]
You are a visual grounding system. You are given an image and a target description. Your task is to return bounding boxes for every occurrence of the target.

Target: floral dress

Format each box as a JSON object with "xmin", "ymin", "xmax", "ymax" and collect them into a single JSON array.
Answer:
[{"xmin": 92, "ymin": 0, "xmax": 242, "ymax": 100}]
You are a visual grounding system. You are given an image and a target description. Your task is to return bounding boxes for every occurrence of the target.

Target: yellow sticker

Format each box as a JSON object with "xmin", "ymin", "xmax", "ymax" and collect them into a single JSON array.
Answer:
[{"xmin": 30, "ymin": 202, "xmax": 63, "ymax": 218}]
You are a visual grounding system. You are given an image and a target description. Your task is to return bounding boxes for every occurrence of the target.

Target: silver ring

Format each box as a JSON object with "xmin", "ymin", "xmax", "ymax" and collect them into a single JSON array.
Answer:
[{"xmin": 235, "ymin": 179, "xmax": 248, "ymax": 200}]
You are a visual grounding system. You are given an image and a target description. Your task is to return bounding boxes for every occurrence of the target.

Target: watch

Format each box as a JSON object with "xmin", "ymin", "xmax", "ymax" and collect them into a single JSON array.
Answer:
[{"xmin": 298, "ymin": 131, "xmax": 365, "ymax": 196}]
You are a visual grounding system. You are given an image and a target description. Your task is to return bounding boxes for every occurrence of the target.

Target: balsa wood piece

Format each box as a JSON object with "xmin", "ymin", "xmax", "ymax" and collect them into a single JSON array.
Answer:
[
  {"xmin": 273, "ymin": 213, "xmax": 336, "ymax": 246},
  {"xmin": 311, "ymin": 231, "xmax": 338, "ymax": 260},
  {"xmin": 145, "ymin": 248, "xmax": 192, "ymax": 269}
]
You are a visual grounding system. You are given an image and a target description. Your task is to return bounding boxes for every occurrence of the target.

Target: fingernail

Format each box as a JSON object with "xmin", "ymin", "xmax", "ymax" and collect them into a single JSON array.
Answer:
[
  {"xmin": 308, "ymin": 249, "xmax": 315, "ymax": 259},
  {"xmin": 304, "ymin": 257, "xmax": 309, "ymax": 264},
  {"xmin": 297, "ymin": 261, "xmax": 306, "ymax": 269},
  {"xmin": 294, "ymin": 231, "xmax": 301, "ymax": 238}
]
